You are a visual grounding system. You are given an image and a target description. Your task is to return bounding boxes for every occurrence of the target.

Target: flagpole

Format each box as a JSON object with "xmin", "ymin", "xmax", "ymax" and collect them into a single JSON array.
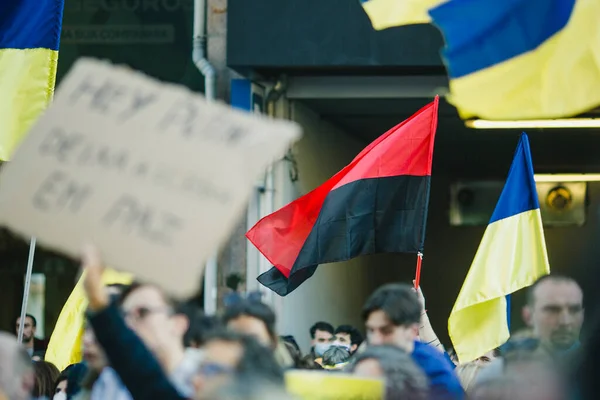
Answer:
[
  {"xmin": 17, "ymin": 237, "xmax": 37, "ymax": 344},
  {"xmin": 414, "ymin": 252, "xmax": 423, "ymax": 289}
]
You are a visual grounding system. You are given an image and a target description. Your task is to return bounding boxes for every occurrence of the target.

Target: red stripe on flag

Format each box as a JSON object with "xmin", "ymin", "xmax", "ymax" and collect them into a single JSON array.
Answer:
[{"xmin": 246, "ymin": 97, "xmax": 439, "ymax": 279}]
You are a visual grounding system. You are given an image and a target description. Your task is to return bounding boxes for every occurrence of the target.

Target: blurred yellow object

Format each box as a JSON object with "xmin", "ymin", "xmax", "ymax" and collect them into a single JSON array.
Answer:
[
  {"xmin": 286, "ymin": 370, "xmax": 384, "ymax": 399},
  {"xmin": 44, "ymin": 269, "xmax": 133, "ymax": 371}
]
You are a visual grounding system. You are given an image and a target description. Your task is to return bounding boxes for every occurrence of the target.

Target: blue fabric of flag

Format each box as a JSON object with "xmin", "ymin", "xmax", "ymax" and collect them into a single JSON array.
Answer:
[
  {"xmin": 429, "ymin": 0, "xmax": 576, "ymax": 78},
  {"xmin": 0, "ymin": 0, "xmax": 63, "ymax": 50},
  {"xmin": 489, "ymin": 134, "xmax": 539, "ymax": 224}
]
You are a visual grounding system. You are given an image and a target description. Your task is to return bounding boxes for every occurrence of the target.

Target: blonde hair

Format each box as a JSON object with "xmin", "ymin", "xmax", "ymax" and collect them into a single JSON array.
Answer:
[{"xmin": 456, "ymin": 362, "xmax": 484, "ymax": 392}]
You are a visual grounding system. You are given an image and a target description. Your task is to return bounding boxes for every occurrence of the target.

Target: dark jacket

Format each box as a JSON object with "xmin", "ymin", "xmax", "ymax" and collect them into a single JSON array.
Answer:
[
  {"xmin": 412, "ymin": 341, "xmax": 464, "ymax": 400},
  {"xmin": 88, "ymin": 303, "xmax": 187, "ymax": 400}
]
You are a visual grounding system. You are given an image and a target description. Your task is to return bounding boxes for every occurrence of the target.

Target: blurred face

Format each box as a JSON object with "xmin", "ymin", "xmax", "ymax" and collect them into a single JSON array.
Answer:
[
  {"xmin": 353, "ymin": 358, "xmax": 384, "ymax": 378},
  {"xmin": 523, "ymin": 280, "xmax": 583, "ymax": 351},
  {"xmin": 121, "ymin": 286, "xmax": 187, "ymax": 356},
  {"xmin": 82, "ymin": 324, "xmax": 108, "ymax": 371},
  {"xmin": 334, "ymin": 332, "xmax": 357, "ymax": 353},
  {"xmin": 312, "ymin": 329, "xmax": 333, "ymax": 347},
  {"xmin": 193, "ymin": 340, "xmax": 242, "ymax": 395},
  {"xmin": 227, "ymin": 315, "xmax": 273, "ymax": 348},
  {"xmin": 365, "ymin": 310, "xmax": 417, "ymax": 352},
  {"xmin": 15, "ymin": 317, "xmax": 35, "ymax": 343}
]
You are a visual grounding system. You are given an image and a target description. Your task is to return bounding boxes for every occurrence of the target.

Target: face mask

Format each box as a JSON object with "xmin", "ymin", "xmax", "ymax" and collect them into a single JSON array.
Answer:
[
  {"xmin": 314, "ymin": 342, "xmax": 332, "ymax": 357},
  {"xmin": 53, "ymin": 392, "xmax": 67, "ymax": 400}
]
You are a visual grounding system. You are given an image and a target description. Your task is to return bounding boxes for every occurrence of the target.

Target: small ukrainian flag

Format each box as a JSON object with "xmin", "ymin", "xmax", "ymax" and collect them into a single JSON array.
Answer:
[{"xmin": 448, "ymin": 133, "xmax": 550, "ymax": 363}]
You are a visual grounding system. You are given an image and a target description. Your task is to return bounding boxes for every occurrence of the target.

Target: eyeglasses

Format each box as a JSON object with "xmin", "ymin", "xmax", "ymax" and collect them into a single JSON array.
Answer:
[
  {"xmin": 198, "ymin": 363, "xmax": 234, "ymax": 377},
  {"xmin": 121, "ymin": 307, "xmax": 172, "ymax": 321}
]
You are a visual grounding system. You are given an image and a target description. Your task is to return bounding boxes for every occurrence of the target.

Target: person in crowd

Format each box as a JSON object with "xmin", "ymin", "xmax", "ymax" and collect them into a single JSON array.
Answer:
[
  {"xmin": 223, "ymin": 300, "xmax": 294, "ymax": 368},
  {"xmin": 309, "ymin": 321, "xmax": 334, "ymax": 360},
  {"xmin": 469, "ymin": 346, "xmax": 566, "ymax": 400},
  {"xmin": 14, "ymin": 314, "xmax": 47, "ymax": 359},
  {"xmin": 0, "ymin": 332, "xmax": 35, "ymax": 400},
  {"xmin": 117, "ymin": 282, "xmax": 203, "ymax": 397},
  {"xmin": 52, "ymin": 366, "xmax": 74, "ymax": 400},
  {"xmin": 74, "ymin": 284, "xmax": 129, "ymax": 400},
  {"xmin": 81, "ymin": 245, "xmax": 284, "ymax": 400},
  {"xmin": 476, "ymin": 275, "xmax": 583, "ymax": 383},
  {"xmin": 193, "ymin": 330, "xmax": 284, "ymax": 396},
  {"xmin": 32, "ymin": 361, "xmax": 60, "ymax": 400},
  {"xmin": 180, "ymin": 304, "xmax": 220, "ymax": 349},
  {"xmin": 321, "ymin": 346, "xmax": 351, "ymax": 371},
  {"xmin": 64, "ymin": 363, "xmax": 87, "ymax": 400},
  {"xmin": 333, "ymin": 325, "xmax": 363, "ymax": 354},
  {"xmin": 223, "ymin": 273, "xmax": 245, "ymax": 307},
  {"xmin": 350, "ymin": 345, "xmax": 429, "ymax": 400},
  {"xmin": 363, "ymin": 283, "xmax": 464, "ymax": 399}
]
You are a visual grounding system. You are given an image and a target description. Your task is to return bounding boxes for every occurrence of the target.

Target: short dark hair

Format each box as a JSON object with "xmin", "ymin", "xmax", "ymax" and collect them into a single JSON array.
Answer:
[
  {"xmin": 223, "ymin": 301, "xmax": 277, "ymax": 341},
  {"xmin": 15, "ymin": 314, "xmax": 37, "ymax": 327},
  {"xmin": 226, "ymin": 273, "xmax": 244, "ymax": 291},
  {"xmin": 178, "ymin": 302, "xmax": 221, "ymax": 348},
  {"xmin": 334, "ymin": 325, "xmax": 364, "ymax": 347},
  {"xmin": 309, "ymin": 322, "xmax": 334, "ymax": 339},
  {"xmin": 527, "ymin": 275, "xmax": 581, "ymax": 306},
  {"xmin": 205, "ymin": 330, "xmax": 284, "ymax": 384},
  {"xmin": 362, "ymin": 283, "xmax": 421, "ymax": 327}
]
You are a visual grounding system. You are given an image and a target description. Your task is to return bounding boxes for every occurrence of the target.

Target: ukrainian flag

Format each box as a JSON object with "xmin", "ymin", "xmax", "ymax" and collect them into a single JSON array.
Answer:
[
  {"xmin": 360, "ymin": 0, "xmax": 600, "ymax": 120},
  {"xmin": 0, "ymin": 0, "xmax": 64, "ymax": 161},
  {"xmin": 45, "ymin": 269, "xmax": 132, "ymax": 371},
  {"xmin": 448, "ymin": 133, "xmax": 550, "ymax": 363}
]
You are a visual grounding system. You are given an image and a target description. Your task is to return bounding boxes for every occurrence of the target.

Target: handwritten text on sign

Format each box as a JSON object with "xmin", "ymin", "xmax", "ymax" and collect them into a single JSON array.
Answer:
[{"xmin": 0, "ymin": 58, "xmax": 301, "ymax": 295}]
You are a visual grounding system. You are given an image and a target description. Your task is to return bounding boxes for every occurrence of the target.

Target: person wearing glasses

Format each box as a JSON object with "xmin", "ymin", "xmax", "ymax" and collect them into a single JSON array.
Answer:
[{"xmin": 82, "ymin": 245, "xmax": 284, "ymax": 400}]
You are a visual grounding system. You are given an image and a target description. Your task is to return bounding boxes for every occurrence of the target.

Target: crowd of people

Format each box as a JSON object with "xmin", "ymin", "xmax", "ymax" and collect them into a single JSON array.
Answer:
[{"xmin": 0, "ymin": 245, "xmax": 592, "ymax": 399}]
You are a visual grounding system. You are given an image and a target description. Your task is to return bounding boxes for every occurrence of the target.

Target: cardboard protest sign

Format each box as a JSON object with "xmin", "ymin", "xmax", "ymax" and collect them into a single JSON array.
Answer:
[
  {"xmin": 0, "ymin": 58, "xmax": 301, "ymax": 296},
  {"xmin": 285, "ymin": 370, "xmax": 385, "ymax": 400}
]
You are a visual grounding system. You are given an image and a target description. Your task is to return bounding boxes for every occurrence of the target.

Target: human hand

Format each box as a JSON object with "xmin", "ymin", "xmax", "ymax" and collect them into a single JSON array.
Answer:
[
  {"xmin": 412, "ymin": 280, "xmax": 425, "ymax": 312},
  {"xmin": 82, "ymin": 244, "xmax": 109, "ymax": 312}
]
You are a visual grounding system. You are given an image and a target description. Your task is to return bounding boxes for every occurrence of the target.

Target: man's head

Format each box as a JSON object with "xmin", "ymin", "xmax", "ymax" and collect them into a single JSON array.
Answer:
[
  {"xmin": 14, "ymin": 315, "xmax": 36, "ymax": 344},
  {"xmin": 350, "ymin": 345, "xmax": 428, "ymax": 400},
  {"xmin": 0, "ymin": 333, "xmax": 35, "ymax": 400},
  {"xmin": 362, "ymin": 283, "xmax": 421, "ymax": 352},
  {"xmin": 223, "ymin": 301, "xmax": 277, "ymax": 349},
  {"xmin": 522, "ymin": 275, "xmax": 584, "ymax": 351},
  {"xmin": 193, "ymin": 330, "xmax": 283, "ymax": 396},
  {"xmin": 119, "ymin": 282, "xmax": 189, "ymax": 362},
  {"xmin": 334, "ymin": 325, "xmax": 363, "ymax": 354},
  {"xmin": 309, "ymin": 322, "xmax": 334, "ymax": 356}
]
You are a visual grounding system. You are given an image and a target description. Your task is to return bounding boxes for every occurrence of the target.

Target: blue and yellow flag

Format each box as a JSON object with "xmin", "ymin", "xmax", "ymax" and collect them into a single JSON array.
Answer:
[
  {"xmin": 360, "ymin": 0, "xmax": 600, "ymax": 120},
  {"xmin": 0, "ymin": 0, "xmax": 64, "ymax": 160},
  {"xmin": 45, "ymin": 269, "xmax": 133, "ymax": 371},
  {"xmin": 448, "ymin": 133, "xmax": 550, "ymax": 363}
]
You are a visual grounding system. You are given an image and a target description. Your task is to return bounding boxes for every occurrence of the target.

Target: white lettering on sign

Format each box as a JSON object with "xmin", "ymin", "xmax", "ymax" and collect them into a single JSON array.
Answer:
[{"xmin": 0, "ymin": 58, "xmax": 301, "ymax": 296}]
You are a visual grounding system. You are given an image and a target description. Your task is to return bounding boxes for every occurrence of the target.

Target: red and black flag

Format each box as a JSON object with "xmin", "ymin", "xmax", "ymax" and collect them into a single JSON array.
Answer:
[{"xmin": 247, "ymin": 97, "xmax": 439, "ymax": 296}]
